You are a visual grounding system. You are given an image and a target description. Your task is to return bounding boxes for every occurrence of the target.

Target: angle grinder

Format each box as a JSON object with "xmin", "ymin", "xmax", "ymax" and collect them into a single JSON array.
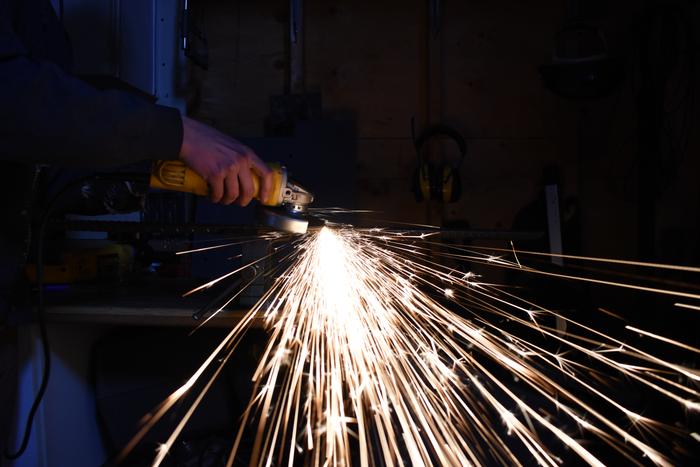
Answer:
[{"xmin": 149, "ymin": 160, "xmax": 314, "ymax": 234}]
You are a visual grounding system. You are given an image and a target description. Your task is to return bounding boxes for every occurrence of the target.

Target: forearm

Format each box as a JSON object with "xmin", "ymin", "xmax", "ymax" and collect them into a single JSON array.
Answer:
[{"xmin": 0, "ymin": 56, "xmax": 182, "ymax": 168}]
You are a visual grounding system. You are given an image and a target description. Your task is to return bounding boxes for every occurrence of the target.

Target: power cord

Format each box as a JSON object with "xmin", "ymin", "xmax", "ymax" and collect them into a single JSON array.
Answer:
[
  {"xmin": 3, "ymin": 200, "xmax": 52, "ymax": 460},
  {"xmin": 4, "ymin": 172, "xmax": 146, "ymax": 460}
]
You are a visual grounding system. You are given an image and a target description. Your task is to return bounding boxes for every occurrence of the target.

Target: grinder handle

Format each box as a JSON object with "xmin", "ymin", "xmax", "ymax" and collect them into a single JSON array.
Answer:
[{"xmin": 149, "ymin": 160, "xmax": 284, "ymax": 206}]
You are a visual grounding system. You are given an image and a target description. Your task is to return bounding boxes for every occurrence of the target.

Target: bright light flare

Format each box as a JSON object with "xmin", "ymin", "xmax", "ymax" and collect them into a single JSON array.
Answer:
[{"xmin": 121, "ymin": 226, "xmax": 698, "ymax": 466}]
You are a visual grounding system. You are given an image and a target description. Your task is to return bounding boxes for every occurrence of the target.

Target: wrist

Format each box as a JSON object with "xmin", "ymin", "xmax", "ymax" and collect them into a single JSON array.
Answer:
[{"xmin": 179, "ymin": 116, "xmax": 193, "ymax": 160}]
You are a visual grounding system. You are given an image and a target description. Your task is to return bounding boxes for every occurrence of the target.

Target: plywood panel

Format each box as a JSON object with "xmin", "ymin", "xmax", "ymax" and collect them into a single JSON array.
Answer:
[
  {"xmin": 356, "ymin": 138, "xmax": 577, "ymax": 231},
  {"xmin": 447, "ymin": 139, "xmax": 561, "ymax": 228},
  {"xmin": 189, "ymin": 0, "xmax": 287, "ymax": 137},
  {"xmin": 357, "ymin": 177, "xmax": 427, "ymax": 225},
  {"xmin": 356, "ymin": 138, "xmax": 416, "ymax": 179},
  {"xmin": 305, "ymin": 0, "xmax": 426, "ymax": 138},
  {"xmin": 443, "ymin": 0, "xmax": 564, "ymax": 138}
]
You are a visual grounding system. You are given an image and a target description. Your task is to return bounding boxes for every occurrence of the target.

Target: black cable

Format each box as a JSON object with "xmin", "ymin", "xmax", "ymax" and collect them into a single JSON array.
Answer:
[
  {"xmin": 4, "ymin": 204, "xmax": 52, "ymax": 460},
  {"xmin": 4, "ymin": 172, "xmax": 147, "ymax": 460}
]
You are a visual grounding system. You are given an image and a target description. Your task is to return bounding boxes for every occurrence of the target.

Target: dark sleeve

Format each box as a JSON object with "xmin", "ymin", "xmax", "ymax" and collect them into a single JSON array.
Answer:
[{"xmin": 0, "ymin": 10, "xmax": 182, "ymax": 169}]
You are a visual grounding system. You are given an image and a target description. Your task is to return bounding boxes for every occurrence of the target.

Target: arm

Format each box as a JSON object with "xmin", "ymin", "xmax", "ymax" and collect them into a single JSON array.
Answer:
[
  {"xmin": 0, "ymin": 0, "xmax": 182, "ymax": 168},
  {"xmin": 0, "ymin": 55, "xmax": 183, "ymax": 168},
  {"xmin": 0, "ymin": 0, "xmax": 181, "ymax": 167},
  {"xmin": 0, "ymin": 6, "xmax": 270, "ymax": 205}
]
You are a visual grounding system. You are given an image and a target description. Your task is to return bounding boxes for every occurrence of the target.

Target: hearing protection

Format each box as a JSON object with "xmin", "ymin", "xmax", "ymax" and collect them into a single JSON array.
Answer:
[{"xmin": 411, "ymin": 123, "xmax": 467, "ymax": 203}]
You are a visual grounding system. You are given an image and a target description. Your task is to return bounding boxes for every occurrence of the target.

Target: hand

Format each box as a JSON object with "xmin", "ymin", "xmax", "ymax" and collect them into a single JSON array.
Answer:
[{"xmin": 178, "ymin": 116, "xmax": 273, "ymax": 206}]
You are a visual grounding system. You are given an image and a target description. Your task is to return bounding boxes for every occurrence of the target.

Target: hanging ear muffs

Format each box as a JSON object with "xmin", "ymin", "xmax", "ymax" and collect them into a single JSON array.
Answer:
[{"xmin": 411, "ymin": 122, "xmax": 467, "ymax": 203}]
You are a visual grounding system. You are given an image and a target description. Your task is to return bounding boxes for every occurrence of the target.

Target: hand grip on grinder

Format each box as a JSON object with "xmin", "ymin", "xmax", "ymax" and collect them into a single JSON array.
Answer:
[
  {"xmin": 149, "ymin": 160, "xmax": 285, "ymax": 206},
  {"xmin": 149, "ymin": 160, "xmax": 314, "ymax": 234}
]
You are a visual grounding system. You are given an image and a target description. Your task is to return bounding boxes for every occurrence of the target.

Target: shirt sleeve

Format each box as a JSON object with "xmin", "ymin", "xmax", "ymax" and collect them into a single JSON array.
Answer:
[{"xmin": 0, "ymin": 7, "xmax": 183, "ymax": 169}]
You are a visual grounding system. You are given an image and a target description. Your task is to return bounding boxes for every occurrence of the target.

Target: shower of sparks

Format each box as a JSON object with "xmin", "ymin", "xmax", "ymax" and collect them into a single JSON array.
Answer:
[
  {"xmin": 675, "ymin": 302, "xmax": 700, "ymax": 312},
  {"xmin": 119, "ymin": 226, "xmax": 699, "ymax": 466}
]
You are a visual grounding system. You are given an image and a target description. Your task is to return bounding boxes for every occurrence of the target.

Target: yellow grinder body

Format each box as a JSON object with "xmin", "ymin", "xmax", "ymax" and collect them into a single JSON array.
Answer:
[{"xmin": 149, "ymin": 160, "xmax": 286, "ymax": 207}]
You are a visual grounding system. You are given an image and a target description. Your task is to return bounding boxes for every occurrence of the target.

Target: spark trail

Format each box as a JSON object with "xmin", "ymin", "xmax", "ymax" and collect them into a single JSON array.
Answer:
[{"xmin": 121, "ymin": 226, "xmax": 699, "ymax": 466}]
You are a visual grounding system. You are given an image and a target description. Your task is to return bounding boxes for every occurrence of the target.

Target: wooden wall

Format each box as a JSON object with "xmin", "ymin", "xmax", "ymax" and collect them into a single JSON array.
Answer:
[
  {"xmin": 191, "ymin": 0, "xmax": 572, "ymax": 219},
  {"xmin": 188, "ymin": 0, "xmax": 288, "ymax": 136},
  {"xmin": 188, "ymin": 0, "xmax": 700, "ymax": 264}
]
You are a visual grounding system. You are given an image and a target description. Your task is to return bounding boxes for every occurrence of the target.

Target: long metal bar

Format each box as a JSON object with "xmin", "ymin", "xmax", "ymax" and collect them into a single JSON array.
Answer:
[
  {"xmin": 55, "ymin": 220, "xmax": 542, "ymax": 241},
  {"xmin": 55, "ymin": 220, "xmax": 268, "ymax": 236}
]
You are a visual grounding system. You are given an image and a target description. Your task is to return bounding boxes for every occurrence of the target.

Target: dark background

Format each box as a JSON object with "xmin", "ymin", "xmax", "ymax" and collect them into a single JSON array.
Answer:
[
  {"xmin": 14, "ymin": 1, "xmax": 698, "ymax": 466},
  {"xmin": 178, "ymin": 0, "xmax": 700, "ymax": 265}
]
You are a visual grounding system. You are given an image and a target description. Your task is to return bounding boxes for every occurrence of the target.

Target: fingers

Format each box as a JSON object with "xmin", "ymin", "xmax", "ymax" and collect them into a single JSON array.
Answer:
[
  {"xmin": 248, "ymin": 153, "xmax": 273, "ymax": 203},
  {"xmin": 237, "ymin": 166, "xmax": 254, "ymax": 206},
  {"xmin": 222, "ymin": 166, "xmax": 240, "ymax": 205},
  {"xmin": 208, "ymin": 175, "xmax": 225, "ymax": 204},
  {"xmin": 178, "ymin": 119, "xmax": 270, "ymax": 207}
]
